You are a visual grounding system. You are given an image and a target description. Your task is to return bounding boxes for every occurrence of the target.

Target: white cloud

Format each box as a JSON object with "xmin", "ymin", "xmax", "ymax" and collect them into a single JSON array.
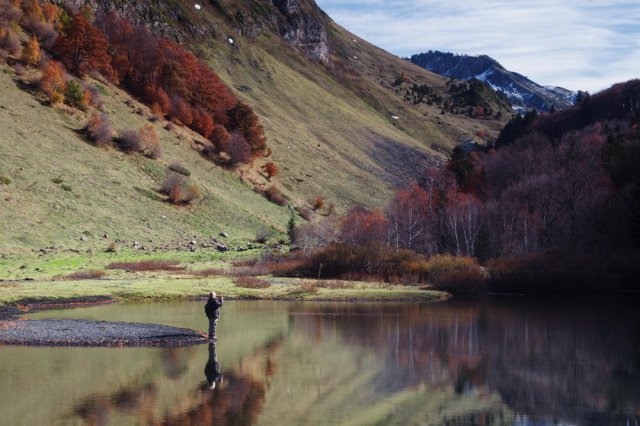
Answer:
[{"xmin": 316, "ymin": 0, "xmax": 640, "ymax": 92}]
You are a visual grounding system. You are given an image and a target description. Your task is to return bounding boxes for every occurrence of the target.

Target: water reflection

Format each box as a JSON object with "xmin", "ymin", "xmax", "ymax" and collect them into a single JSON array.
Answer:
[
  {"xmin": 1, "ymin": 300, "xmax": 639, "ymax": 425},
  {"xmin": 204, "ymin": 344, "xmax": 223, "ymax": 390}
]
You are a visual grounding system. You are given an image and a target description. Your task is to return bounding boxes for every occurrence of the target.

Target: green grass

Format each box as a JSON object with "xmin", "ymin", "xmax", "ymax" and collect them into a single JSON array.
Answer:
[
  {"xmin": 0, "ymin": 64, "xmax": 290, "ymax": 250},
  {"xmin": 0, "ymin": 250, "xmax": 447, "ymax": 310}
]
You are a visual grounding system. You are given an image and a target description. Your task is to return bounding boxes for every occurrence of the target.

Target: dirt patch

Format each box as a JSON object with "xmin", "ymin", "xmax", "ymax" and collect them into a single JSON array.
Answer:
[{"xmin": 0, "ymin": 319, "xmax": 207, "ymax": 348}]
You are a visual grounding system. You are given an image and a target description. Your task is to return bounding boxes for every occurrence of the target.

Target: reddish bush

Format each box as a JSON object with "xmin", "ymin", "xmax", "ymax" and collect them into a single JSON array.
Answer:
[
  {"xmin": 171, "ymin": 96, "xmax": 193, "ymax": 126},
  {"xmin": 39, "ymin": 60, "xmax": 65, "ymax": 103},
  {"xmin": 117, "ymin": 128, "xmax": 143, "ymax": 152},
  {"xmin": 219, "ymin": 132, "xmax": 252, "ymax": 167},
  {"xmin": 106, "ymin": 260, "xmax": 186, "ymax": 271},
  {"xmin": 209, "ymin": 125, "xmax": 229, "ymax": 147},
  {"xmin": 263, "ymin": 161, "xmax": 278, "ymax": 179},
  {"xmin": 264, "ymin": 186, "xmax": 287, "ymax": 206},
  {"xmin": 86, "ymin": 113, "xmax": 112, "ymax": 146},
  {"xmin": 311, "ymin": 196, "xmax": 324, "ymax": 211},
  {"xmin": 160, "ymin": 171, "xmax": 201, "ymax": 205},
  {"xmin": 139, "ymin": 124, "xmax": 161, "ymax": 159},
  {"xmin": 227, "ymin": 101, "xmax": 267, "ymax": 157},
  {"xmin": 234, "ymin": 276, "xmax": 271, "ymax": 289},
  {"xmin": 56, "ymin": 270, "xmax": 106, "ymax": 280},
  {"xmin": 190, "ymin": 268, "xmax": 225, "ymax": 277}
]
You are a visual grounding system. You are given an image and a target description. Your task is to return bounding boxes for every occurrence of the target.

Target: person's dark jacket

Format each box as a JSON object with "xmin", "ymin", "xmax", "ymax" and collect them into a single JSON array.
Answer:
[{"xmin": 205, "ymin": 296, "xmax": 223, "ymax": 318}]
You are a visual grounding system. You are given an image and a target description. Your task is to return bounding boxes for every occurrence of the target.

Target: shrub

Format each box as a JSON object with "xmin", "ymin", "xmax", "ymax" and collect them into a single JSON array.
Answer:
[
  {"xmin": 160, "ymin": 171, "xmax": 201, "ymax": 205},
  {"xmin": 168, "ymin": 161, "xmax": 191, "ymax": 176},
  {"xmin": 311, "ymin": 196, "xmax": 324, "ymax": 211},
  {"xmin": 64, "ymin": 79, "xmax": 84, "ymax": 108},
  {"xmin": 297, "ymin": 206, "xmax": 314, "ymax": 221},
  {"xmin": 219, "ymin": 132, "xmax": 252, "ymax": 167},
  {"xmin": 106, "ymin": 260, "xmax": 185, "ymax": 272},
  {"xmin": 300, "ymin": 280, "xmax": 318, "ymax": 294},
  {"xmin": 425, "ymin": 255, "xmax": 485, "ymax": 294},
  {"xmin": 105, "ymin": 242, "xmax": 118, "ymax": 253},
  {"xmin": 61, "ymin": 184, "xmax": 72, "ymax": 192},
  {"xmin": 39, "ymin": 60, "xmax": 66, "ymax": 104},
  {"xmin": 0, "ymin": 175, "xmax": 11, "ymax": 185},
  {"xmin": 139, "ymin": 124, "xmax": 161, "ymax": 159},
  {"xmin": 21, "ymin": 36, "xmax": 41, "ymax": 65},
  {"xmin": 264, "ymin": 186, "xmax": 287, "ymax": 206},
  {"xmin": 86, "ymin": 113, "xmax": 113, "ymax": 147},
  {"xmin": 234, "ymin": 276, "xmax": 271, "ymax": 289},
  {"xmin": 0, "ymin": 30, "xmax": 20, "ymax": 56},
  {"xmin": 190, "ymin": 268, "xmax": 225, "ymax": 277},
  {"xmin": 56, "ymin": 270, "xmax": 105, "ymax": 280},
  {"xmin": 117, "ymin": 128, "xmax": 143, "ymax": 153},
  {"xmin": 84, "ymin": 84, "xmax": 104, "ymax": 109},
  {"xmin": 254, "ymin": 227, "xmax": 273, "ymax": 243},
  {"xmin": 263, "ymin": 161, "xmax": 278, "ymax": 179}
]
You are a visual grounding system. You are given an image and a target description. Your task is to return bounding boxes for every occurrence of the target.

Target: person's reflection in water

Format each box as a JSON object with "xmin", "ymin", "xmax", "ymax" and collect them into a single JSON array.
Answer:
[{"xmin": 204, "ymin": 343, "xmax": 223, "ymax": 390}]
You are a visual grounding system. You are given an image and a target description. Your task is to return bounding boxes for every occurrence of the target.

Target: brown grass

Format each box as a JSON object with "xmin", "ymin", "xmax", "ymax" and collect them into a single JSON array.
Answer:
[
  {"xmin": 106, "ymin": 260, "xmax": 185, "ymax": 272},
  {"xmin": 300, "ymin": 280, "xmax": 318, "ymax": 294},
  {"xmin": 189, "ymin": 268, "xmax": 225, "ymax": 277},
  {"xmin": 234, "ymin": 276, "xmax": 271, "ymax": 289},
  {"xmin": 55, "ymin": 270, "xmax": 106, "ymax": 280}
]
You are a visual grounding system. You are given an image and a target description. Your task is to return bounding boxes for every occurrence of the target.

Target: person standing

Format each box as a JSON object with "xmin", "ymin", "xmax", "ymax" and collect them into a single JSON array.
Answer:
[{"xmin": 205, "ymin": 291, "xmax": 223, "ymax": 341}]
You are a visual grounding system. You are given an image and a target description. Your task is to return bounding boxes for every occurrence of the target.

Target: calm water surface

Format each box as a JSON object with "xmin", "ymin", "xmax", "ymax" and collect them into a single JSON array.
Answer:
[{"xmin": 0, "ymin": 299, "xmax": 639, "ymax": 425}]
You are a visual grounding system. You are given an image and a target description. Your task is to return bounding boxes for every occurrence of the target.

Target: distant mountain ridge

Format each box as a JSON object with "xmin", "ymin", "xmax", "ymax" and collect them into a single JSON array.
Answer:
[{"xmin": 408, "ymin": 50, "xmax": 579, "ymax": 112}]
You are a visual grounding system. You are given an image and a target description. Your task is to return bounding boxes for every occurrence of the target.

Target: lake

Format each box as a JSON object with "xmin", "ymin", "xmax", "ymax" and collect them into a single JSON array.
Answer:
[{"xmin": 0, "ymin": 299, "xmax": 638, "ymax": 425}]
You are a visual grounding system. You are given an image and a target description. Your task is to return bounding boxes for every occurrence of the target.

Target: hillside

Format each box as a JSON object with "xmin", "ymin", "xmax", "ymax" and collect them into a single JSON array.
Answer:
[
  {"xmin": 0, "ymin": 0, "xmax": 509, "ymax": 251},
  {"xmin": 409, "ymin": 50, "xmax": 578, "ymax": 112}
]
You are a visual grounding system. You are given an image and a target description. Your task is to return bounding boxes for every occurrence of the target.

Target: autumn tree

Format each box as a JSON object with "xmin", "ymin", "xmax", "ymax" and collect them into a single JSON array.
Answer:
[
  {"xmin": 54, "ymin": 13, "xmax": 112, "ymax": 77},
  {"xmin": 227, "ymin": 101, "xmax": 267, "ymax": 157}
]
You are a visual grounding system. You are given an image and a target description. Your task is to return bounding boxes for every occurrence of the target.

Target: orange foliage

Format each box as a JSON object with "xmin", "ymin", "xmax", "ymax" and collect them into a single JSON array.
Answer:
[
  {"xmin": 263, "ymin": 161, "xmax": 279, "ymax": 179},
  {"xmin": 22, "ymin": 35, "xmax": 40, "ymax": 65},
  {"xmin": 140, "ymin": 124, "xmax": 161, "ymax": 159},
  {"xmin": 311, "ymin": 196, "xmax": 324, "ymax": 211},
  {"xmin": 39, "ymin": 60, "xmax": 65, "ymax": 104},
  {"xmin": 22, "ymin": 0, "xmax": 44, "ymax": 22}
]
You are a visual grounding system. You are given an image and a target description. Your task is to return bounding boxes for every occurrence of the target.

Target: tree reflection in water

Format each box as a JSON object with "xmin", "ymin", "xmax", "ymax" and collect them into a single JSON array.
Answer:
[{"xmin": 288, "ymin": 300, "xmax": 640, "ymax": 425}]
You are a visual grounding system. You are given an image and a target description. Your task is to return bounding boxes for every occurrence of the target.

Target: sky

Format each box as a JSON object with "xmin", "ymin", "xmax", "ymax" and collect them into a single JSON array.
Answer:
[{"xmin": 315, "ymin": 0, "xmax": 640, "ymax": 93}]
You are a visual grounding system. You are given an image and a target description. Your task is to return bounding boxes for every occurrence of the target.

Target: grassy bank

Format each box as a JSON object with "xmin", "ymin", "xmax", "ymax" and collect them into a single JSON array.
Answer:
[{"xmin": 0, "ymin": 249, "xmax": 448, "ymax": 314}]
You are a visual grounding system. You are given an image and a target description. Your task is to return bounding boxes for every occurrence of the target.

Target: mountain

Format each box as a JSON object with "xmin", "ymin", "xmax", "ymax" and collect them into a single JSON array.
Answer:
[
  {"xmin": 0, "ymin": 0, "xmax": 510, "ymax": 250},
  {"xmin": 408, "ymin": 50, "xmax": 577, "ymax": 112}
]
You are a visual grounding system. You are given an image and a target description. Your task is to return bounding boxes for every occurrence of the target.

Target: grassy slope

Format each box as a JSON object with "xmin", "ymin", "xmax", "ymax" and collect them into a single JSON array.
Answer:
[
  {"xmin": 0, "ymin": 0, "xmax": 507, "ymax": 252},
  {"xmin": 0, "ymin": 64, "xmax": 289, "ymax": 251}
]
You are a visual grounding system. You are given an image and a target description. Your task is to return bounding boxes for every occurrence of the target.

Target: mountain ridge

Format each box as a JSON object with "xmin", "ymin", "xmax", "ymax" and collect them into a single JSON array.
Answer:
[{"xmin": 408, "ymin": 50, "xmax": 578, "ymax": 112}]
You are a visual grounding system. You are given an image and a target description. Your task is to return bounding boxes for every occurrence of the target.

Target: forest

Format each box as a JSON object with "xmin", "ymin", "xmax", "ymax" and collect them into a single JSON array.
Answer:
[{"xmin": 283, "ymin": 80, "xmax": 640, "ymax": 295}]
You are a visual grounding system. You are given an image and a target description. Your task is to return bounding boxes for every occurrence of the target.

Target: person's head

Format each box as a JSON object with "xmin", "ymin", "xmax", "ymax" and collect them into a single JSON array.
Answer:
[{"xmin": 209, "ymin": 291, "xmax": 216, "ymax": 298}]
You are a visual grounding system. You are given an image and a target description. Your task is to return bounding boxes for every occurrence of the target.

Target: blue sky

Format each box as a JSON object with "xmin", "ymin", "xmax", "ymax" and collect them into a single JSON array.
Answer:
[{"xmin": 315, "ymin": 0, "xmax": 640, "ymax": 93}]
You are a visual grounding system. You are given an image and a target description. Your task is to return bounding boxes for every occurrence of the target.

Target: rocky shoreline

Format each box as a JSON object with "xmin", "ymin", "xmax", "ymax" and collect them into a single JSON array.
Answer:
[{"xmin": 0, "ymin": 319, "xmax": 208, "ymax": 347}]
